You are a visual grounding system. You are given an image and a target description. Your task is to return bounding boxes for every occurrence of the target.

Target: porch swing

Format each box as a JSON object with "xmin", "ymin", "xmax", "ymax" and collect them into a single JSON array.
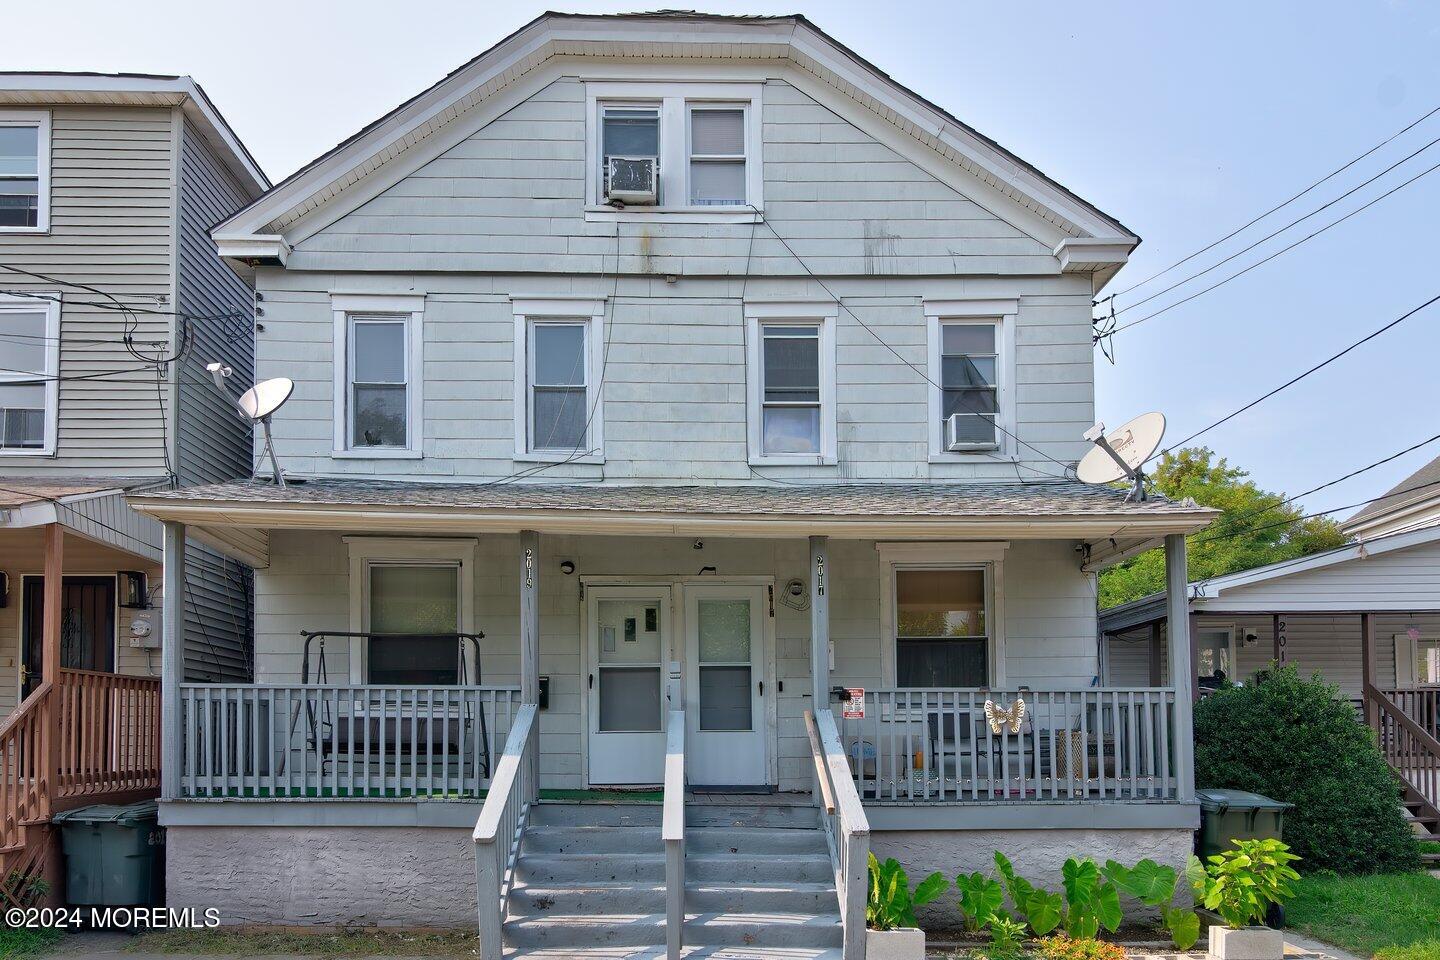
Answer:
[{"xmin": 281, "ymin": 630, "xmax": 492, "ymax": 789}]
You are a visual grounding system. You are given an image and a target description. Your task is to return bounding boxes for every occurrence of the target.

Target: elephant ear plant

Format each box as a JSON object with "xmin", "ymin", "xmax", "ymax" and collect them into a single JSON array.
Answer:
[
  {"xmin": 1102, "ymin": 857, "xmax": 1201, "ymax": 950},
  {"xmin": 867, "ymin": 853, "xmax": 950, "ymax": 931},
  {"xmin": 993, "ymin": 853, "xmax": 1122, "ymax": 940}
]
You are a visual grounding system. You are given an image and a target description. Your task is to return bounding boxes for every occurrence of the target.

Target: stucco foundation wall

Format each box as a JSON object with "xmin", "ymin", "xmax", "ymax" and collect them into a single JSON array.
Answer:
[
  {"xmin": 869, "ymin": 827, "xmax": 1195, "ymax": 926},
  {"xmin": 166, "ymin": 825, "xmax": 476, "ymax": 926}
]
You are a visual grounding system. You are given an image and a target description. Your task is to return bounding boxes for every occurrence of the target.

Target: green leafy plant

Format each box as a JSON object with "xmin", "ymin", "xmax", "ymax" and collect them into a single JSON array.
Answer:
[
  {"xmin": 867, "ymin": 852, "xmax": 949, "ymax": 931},
  {"xmin": 995, "ymin": 851, "xmax": 1064, "ymax": 936},
  {"xmin": 1059, "ymin": 857, "xmax": 1122, "ymax": 940},
  {"xmin": 1200, "ymin": 839, "xmax": 1301, "ymax": 929},
  {"xmin": 1102, "ymin": 857, "xmax": 1201, "ymax": 950},
  {"xmin": 988, "ymin": 914, "xmax": 1030, "ymax": 959},
  {"xmin": 1035, "ymin": 933, "xmax": 1128, "ymax": 960},
  {"xmin": 956, "ymin": 870, "xmax": 1007, "ymax": 932}
]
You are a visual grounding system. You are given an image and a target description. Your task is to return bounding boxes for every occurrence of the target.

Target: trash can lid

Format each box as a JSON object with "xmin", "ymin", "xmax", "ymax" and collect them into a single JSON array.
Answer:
[
  {"xmin": 1196, "ymin": 788, "xmax": 1292, "ymax": 813},
  {"xmin": 51, "ymin": 799, "xmax": 158, "ymax": 825}
]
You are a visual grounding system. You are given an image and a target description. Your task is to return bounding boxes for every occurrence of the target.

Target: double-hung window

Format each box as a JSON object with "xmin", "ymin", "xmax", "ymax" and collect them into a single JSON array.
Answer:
[
  {"xmin": 895, "ymin": 568, "xmax": 990, "ymax": 688},
  {"xmin": 331, "ymin": 294, "xmax": 424, "ymax": 458},
  {"xmin": 0, "ymin": 296, "xmax": 59, "ymax": 455},
  {"xmin": 926, "ymin": 301, "xmax": 1015, "ymax": 459},
  {"xmin": 745, "ymin": 305, "xmax": 836, "ymax": 465},
  {"xmin": 0, "ymin": 112, "xmax": 48, "ymax": 232},
  {"xmin": 368, "ymin": 563, "xmax": 461, "ymax": 685},
  {"xmin": 688, "ymin": 106, "xmax": 746, "ymax": 206},
  {"xmin": 513, "ymin": 299, "xmax": 605, "ymax": 462}
]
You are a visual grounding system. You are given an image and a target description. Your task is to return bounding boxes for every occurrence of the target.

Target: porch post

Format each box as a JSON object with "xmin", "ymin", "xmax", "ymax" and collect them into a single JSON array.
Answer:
[
  {"xmin": 1148, "ymin": 621, "xmax": 1163, "ymax": 686},
  {"xmin": 1361, "ymin": 612, "xmax": 1378, "ymax": 732},
  {"xmin": 809, "ymin": 536, "xmax": 830, "ymax": 710},
  {"xmin": 41, "ymin": 523, "xmax": 63, "ymax": 805},
  {"xmin": 1164, "ymin": 534, "xmax": 1195, "ymax": 802},
  {"xmin": 160, "ymin": 521, "xmax": 186, "ymax": 801},
  {"xmin": 1272, "ymin": 613, "xmax": 1282, "ymax": 667},
  {"xmin": 519, "ymin": 530, "xmax": 540, "ymax": 800}
]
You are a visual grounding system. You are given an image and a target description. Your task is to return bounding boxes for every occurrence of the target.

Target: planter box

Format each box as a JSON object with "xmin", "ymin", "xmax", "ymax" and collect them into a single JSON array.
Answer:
[
  {"xmin": 1209, "ymin": 924, "xmax": 1284, "ymax": 960},
  {"xmin": 867, "ymin": 927, "xmax": 926, "ymax": 960}
]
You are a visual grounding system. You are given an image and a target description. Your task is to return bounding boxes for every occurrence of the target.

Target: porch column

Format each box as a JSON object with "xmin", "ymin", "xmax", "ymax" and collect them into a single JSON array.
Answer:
[
  {"xmin": 1361, "ymin": 612, "xmax": 1378, "ymax": 732},
  {"xmin": 1272, "ymin": 613, "xmax": 1283, "ymax": 667},
  {"xmin": 160, "ymin": 521, "xmax": 186, "ymax": 801},
  {"xmin": 519, "ymin": 530, "xmax": 540, "ymax": 706},
  {"xmin": 810, "ymin": 536, "xmax": 830, "ymax": 709},
  {"xmin": 1148, "ymin": 621, "xmax": 1163, "ymax": 686},
  {"xmin": 41, "ymin": 523, "xmax": 63, "ymax": 803},
  {"xmin": 1164, "ymin": 533, "xmax": 1195, "ymax": 802}
]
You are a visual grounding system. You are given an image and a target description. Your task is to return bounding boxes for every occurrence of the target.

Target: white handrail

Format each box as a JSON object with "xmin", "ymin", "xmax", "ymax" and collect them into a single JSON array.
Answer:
[
  {"xmin": 473, "ymin": 703, "xmax": 539, "ymax": 960},
  {"xmin": 663, "ymin": 709, "xmax": 685, "ymax": 960},
  {"xmin": 808, "ymin": 709, "xmax": 870, "ymax": 960}
]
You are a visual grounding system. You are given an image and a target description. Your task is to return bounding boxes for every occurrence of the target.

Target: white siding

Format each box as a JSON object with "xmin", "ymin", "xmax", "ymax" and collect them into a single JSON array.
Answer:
[{"xmin": 1204, "ymin": 538, "xmax": 1440, "ymax": 611}]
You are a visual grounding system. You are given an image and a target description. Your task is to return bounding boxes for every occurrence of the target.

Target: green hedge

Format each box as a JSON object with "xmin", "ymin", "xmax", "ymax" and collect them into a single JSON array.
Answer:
[{"xmin": 1194, "ymin": 665, "xmax": 1419, "ymax": 874}]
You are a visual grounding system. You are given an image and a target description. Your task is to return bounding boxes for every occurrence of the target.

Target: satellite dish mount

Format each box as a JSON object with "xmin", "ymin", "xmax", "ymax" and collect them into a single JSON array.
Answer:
[
  {"xmin": 1077, "ymin": 412, "xmax": 1166, "ymax": 503},
  {"xmin": 206, "ymin": 363, "xmax": 294, "ymax": 488}
]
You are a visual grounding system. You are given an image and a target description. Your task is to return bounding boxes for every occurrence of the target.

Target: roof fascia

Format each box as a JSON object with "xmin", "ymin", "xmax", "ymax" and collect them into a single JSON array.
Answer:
[{"xmin": 1200, "ymin": 526, "xmax": 1440, "ymax": 595}]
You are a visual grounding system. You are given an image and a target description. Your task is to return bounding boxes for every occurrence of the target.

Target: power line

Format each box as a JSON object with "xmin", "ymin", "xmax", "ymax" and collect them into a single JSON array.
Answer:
[
  {"xmin": 1191, "ymin": 475, "xmax": 1440, "ymax": 549},
  {"xmin": 1152, "ymin": 290, "xmax": 1440, "ymax": 460},
  {"xmin": 1108, "ymin": 104, "xmax": 1440, "ymax": 300},
  {"xmin": 0, "ymin": 363, "xmax": 176, "ymax": 383}
]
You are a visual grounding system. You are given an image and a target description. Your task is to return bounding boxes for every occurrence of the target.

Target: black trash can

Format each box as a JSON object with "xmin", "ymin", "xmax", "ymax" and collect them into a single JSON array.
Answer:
[
  {"xmin": 51, "ymin": 800, "xmax": 163, "ymax": 906},
  {"xmin": 1196, "ymin": 788, "xmax": 1292, "ymax": 858}
]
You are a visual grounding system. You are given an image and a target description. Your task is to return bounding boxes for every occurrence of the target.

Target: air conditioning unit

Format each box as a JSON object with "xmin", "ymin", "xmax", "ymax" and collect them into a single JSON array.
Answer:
[
  {"xmin": 605, "ymin": 156, "xmax": 658, "ymax": 205},
  {"xmin": 945, "ymin": 412, "xmax": 999, "ymax": 452}
]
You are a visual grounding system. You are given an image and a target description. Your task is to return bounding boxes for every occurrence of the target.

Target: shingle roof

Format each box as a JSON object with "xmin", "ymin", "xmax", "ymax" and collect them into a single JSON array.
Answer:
[
  {"xmin": 0, "ymin": 477, "xmax": 155, "ymax": 509},
  {"xmin": 136, "ymin": 477, "xmax": 1204, "ymax": 519},
  {"xmin": 1344, "ymin": 453, "xmax": 1440, "ymax": 528}
]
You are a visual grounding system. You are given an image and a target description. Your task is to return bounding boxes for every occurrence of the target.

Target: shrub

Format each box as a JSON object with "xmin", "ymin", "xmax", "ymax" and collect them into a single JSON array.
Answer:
[
  {"xmin": 1194, "ymin": 665, "xmax": 1419, "ymax": 873},
  {"xmin": 1035, "ymin": 934, "xmax": 1127, "ymax": 960}
]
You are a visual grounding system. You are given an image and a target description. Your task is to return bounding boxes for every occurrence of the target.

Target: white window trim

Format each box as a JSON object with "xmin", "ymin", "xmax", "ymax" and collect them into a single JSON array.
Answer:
[
  {"xmin": 926, "ymin": 299, "xmax": 1017, "ymax": 462},
  {"xmin": 511, "ymin": 297, "xmax": 606, "ymax": 464},
  {"xmin": 0, "ymin": 293, "xmax": 60, "ymax": 456},
  {"xmin": 1395, "ymin": 633, "xmax": 1440, "ymax": 687},
  {"xmin": 0, "ymin": 110, "xmax": 50, "ymax": 234},
  {"xmin": 343, "ymin": 536, "xmax": 477, "ymax": 685},
  {"xmin": 745, "ymin": 301, "xmax": 837, "ymax": 467},
  {"xmin": 876, "ymin": 541, "xmax": 1008, "ymax": 689},
  {"xmin": 331, "ymin": 293, "xmax": 424, "ymax": 459},
  {"xmin": 584, "ymin": 81, "xmax": 764, "ymax": 222}
]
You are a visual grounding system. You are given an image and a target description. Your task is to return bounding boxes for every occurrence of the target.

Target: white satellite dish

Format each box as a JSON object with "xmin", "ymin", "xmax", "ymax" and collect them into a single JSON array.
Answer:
[
  {"xmin": 205, "ymin": 363, "xmax": 293, "ymax": 487},
  {"xmin": 1077, "ymin": 412, "xmax": 1166, "ymax": 501}
]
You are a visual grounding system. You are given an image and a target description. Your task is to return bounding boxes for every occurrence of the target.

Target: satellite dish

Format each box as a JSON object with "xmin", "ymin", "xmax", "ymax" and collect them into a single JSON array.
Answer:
[
  {"xmin": 1077, "ymin": 412, "xmax": 1166, "ymax": 501},
  {"xmin": 237, "ymin": 378, "xmax": 294, "ymax": 420}
]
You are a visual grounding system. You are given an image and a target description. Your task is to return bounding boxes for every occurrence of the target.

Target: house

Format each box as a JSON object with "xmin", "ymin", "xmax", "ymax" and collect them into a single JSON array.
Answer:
[
  {"xmin": 0, "ymin": 74, "xmax": 266, "ymax": 895},
  {"xmin": 128, "ymin": 12, "xmax": 1215, "ymax": 956},
  {"xmin": 1099, "ymin": 456, "xmax": 1440, "ymax": 852}
]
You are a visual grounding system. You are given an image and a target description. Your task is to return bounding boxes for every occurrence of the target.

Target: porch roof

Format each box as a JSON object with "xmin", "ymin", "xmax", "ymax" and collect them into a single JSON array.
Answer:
[{"xmin": 130, "ymin": 478, "xmax": 1215, "ymax": 569}]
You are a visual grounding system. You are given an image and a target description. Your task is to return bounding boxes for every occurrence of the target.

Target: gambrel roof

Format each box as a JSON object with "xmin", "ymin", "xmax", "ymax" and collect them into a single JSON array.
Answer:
[{"xmin": 213, "ymin": 10, "xmax": 1137, "ymax": 277}]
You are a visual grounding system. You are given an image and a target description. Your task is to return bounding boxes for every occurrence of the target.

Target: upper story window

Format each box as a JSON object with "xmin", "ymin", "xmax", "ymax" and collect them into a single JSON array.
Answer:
[
  {"xmin": 0, "ymin": 295, "xmax": 59, "ymax": 455},
  {"xmin": 745, "ymin": 303, "xmax": 836, "ymax": 466},
  {"xmin": 512, "ymin": 298, "xmax": 605, "ymax": 463},
  {"xmin": 586, "ymin": 83, "xmax": 762, "ymax": 220},
  {"xmin": 331, "ymin": 294, "xmax": 424, "ymax": 459},
  {"xmin": 926, "ymin": 300, "xmax": 1017, "ymax": 461},
  {"xmin": 0, "ymin": 111, "xmax": 48, "ymax": 232}
]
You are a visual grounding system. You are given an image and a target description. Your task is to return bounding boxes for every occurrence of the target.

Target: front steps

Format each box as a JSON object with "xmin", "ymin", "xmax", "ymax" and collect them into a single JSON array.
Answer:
[{"xmin": 504, "ymin": 801, "xmax": 842, "ymax": 960}]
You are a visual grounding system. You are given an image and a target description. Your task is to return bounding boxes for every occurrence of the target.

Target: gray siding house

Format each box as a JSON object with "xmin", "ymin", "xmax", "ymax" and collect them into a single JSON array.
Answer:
[{"xmin": 131, "ymin": 14, "xmax": 1214, "ymax": 956}]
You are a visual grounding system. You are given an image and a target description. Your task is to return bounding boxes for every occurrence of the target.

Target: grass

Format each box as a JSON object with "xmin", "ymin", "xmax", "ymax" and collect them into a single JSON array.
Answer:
[
  {"xmin": 1287, "ymin": 871, "xmax": 1440, "ymax": 957},
  {"xmin": 127, "ymin": 928, "xmax": 481, "ymax": 956},
  {"xmin": 1418, "ymin": 840, "xmax": 1440, "ymax": 856},
  {"xmin": 0, "ymin": 927, "xmax": 62, "ymax": 959}
]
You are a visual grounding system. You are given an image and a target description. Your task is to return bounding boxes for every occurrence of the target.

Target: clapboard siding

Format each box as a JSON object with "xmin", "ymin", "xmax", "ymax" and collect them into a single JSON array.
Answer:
[{"xmin": 254, "ymin": 531, "xmax": 1097, "ymax": 790}]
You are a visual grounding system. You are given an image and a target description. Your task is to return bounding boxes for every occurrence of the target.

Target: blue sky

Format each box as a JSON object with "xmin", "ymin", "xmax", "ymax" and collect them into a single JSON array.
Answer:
[{"xmin": 12, "ymin": 0, "xmax": 1439, "ymax": 518}]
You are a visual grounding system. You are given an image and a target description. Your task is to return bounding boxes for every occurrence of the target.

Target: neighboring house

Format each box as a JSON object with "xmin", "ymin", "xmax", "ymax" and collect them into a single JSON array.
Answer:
[
  {"xmin": 0, "ymin": 74, "xmax": 266, "ymax": 894},
  {"xmin": 1100, "ymin": 459, "xmax": 1440, "ymax": 850},
  {"xmin": 130, "ymin": 13, "xmax": 1214, "ymax": 955}
]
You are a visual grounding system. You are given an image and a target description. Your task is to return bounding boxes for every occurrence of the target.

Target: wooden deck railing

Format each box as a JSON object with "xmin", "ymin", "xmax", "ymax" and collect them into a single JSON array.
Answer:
[
  {"xmin": 836, "ymin": 687, "xmax": 1180, "ymax": 803},
  {"xmin": 0, "ymin": 685, "xmax": 53, "ymax": 850},
  {"xmin": 178, "ymin": 684, "xmax": 522, "ymax": 798},
  {"xmin": 55, "ymin": 669, "xmax": 161, "ymax": 800},
  {"xmin": 473, "ymin": 703, "xmax": 539, "ymax": 960},
  {"xmin": 807, "ymin": 709, "xmax": 869, "ymax": 960},
  {"xmin": 1371, "ymin": 686, "xmax": 1440, "ymax": 823}
]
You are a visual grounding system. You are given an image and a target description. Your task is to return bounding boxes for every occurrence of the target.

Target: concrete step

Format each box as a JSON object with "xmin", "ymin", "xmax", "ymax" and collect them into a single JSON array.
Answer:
[
  {"xmin": 509, "ymin": 883, "xmax": 665, "ymax": 917},
  {"xmin": 686, "ymin": 881, "xmax": 837, "ymax": 914},
  {"xmin": 686, "ymin": 826, "xmax": 830, "ymax": 855},
  {"xmin": 516, "ymin": 853, "xmax": 665, "ymax": 884},
  {"xmin": 504, "ymin": 911, "xmax": 665, "ymax": 949},
  {"xmin": 685, "ymin": 912, "xmax": 843, "ymax": 949},
  {"xmin": 688, "ymin": 852, "xmax": 834, "ymax": 885},
  {"xmin": 684, "ymin": 804, "xmax": 820, "ymax": 830},
  {"xmin": 524, "ymin": 825, "xmax": 662, "ymax": 854},
  {"xmin": 530, "ymin": 803, "xmax": 662, "ymax": 828}
]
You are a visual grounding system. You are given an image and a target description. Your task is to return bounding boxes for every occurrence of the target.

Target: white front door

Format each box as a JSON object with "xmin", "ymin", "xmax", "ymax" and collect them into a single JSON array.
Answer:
[
  {"xmin": 586, "ymin": 586, "xmax": 671, "ymax": 786},
  {"xmin": 684, "ymin": 584, "xmax": 768, "ymax": 787}
]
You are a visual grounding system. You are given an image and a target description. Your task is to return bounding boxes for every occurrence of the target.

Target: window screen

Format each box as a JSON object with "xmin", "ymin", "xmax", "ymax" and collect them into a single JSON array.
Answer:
[
  {"xmin": 689, "ymin": 108, "xmax": 745, "ymax": 206},
  {"xmin": 761, "ymin": 324, "xmax": 821, "ymax": 455},
  {"xmin": 896, "ymin": 569, "xmax": 988, "ymax": 688},
  {"xmin": 368, "ymin": 565, "xmax": 459, "ymax": 684},
  {"xmin": 350, "ymin": 317, "xmax": 408, "ymax": 448},
  {"xmin": 0, "ymin": 310, "xmax": 49, "ymax": 449},
  {"xmin": 941, "ymin": 323, "xmax": 998, "ymax": 448},
  {"xmin": 0, "ymin": 125, "xmax": 40, "ymax": 229},
  {"xmin": 530, "ymin": 321, "xmax": 587, "ymax": 451}
]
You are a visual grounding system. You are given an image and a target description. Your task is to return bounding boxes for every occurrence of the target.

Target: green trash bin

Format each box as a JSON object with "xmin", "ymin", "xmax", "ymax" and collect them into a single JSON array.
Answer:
[
  {"xmin": 1196, "ymin": 788, "xmax": 1292, "ymax": 858},
  {"xmin": 51, "ymin": 800, "xmax": 163, "ymax": 906}
]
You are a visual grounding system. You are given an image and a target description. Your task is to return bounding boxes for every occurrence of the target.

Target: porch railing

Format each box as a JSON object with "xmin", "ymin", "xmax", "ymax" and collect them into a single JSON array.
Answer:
[
  {"xmin": 807, "ymin": 709, "xmax": 869, "ymax": 960},
  {"xmin": 55, "ymin": 669, "xmax": 161, "ymax": 800},
  {"xmin": 1381, "ymin": 686, "xmax": 1440, "ymax": 739},
  {"xmin": 177, "ymin": 684, "xmax": 522, "ymax": 799},
  {"xmin": 663, "ymin": 709, "xmax": 685, "ymax": 960},
  {"xmin": 473, "ymin": 702, "xmax": 539, "ymax": 960},
  {"xmin": 836, "ymin": 687, "xmax": 1180, "ymax": 803},
  {"xmin": 1371, "ymin": 686, "xmax": 1440, "ymax": 827}
]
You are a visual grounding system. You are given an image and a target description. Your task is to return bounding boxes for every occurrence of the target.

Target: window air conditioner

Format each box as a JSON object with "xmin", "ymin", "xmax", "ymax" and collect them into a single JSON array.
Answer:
[
  {"xmin": 605, "ymin": 156, "xmax": 658, "ymax": 205},
  {"xmin": 946, "ymin": 412, "xmax": 999, "ymax": 452}
]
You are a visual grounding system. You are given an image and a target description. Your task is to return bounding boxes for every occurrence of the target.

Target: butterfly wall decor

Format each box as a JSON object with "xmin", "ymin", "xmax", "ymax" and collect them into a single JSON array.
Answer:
[{"xmin": 983, "ymin": 697, "xmax": 1025, "ymax": 734}]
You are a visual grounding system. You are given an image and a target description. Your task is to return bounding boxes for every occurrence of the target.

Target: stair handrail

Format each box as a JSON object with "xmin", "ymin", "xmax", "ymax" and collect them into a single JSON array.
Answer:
[
  {"xmin": 1367, "ymin": 685, "xmax": 1440, "ymax": 813},
  {"xmin": 472, "ymin": 702, "xmax": 538, "ymax": 960},
  {"xmin": 1369, "ymin": 684, "xmax": 1440, "ymax": 757},
  {"xmin": 807, "ymin": 708, "xmax": 870, "ymax": 960},
  {"xmin": 663, "ymin": 708, "xmax": 685, "ymax": 960}
]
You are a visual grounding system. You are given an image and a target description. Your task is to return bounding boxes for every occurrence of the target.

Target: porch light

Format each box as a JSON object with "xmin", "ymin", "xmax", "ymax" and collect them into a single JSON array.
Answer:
[
  {"xmin": 559, "ymin": 560, "xmax": 575, "ymax": 575},
  {"xmin": 119, "ymin": 570, "xmax": 149, "ymax": 609}
]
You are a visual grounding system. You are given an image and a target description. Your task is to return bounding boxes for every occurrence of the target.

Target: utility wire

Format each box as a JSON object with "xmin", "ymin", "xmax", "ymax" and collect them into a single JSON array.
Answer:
[{"xmin": 1191, "ymin": 475, "xmax": 1440, "ymax": 548}]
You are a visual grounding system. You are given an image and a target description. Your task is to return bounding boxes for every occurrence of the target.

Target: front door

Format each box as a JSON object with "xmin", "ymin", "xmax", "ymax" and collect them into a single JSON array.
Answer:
[
  {"xmin": 684, "ymin": 584, "xmax": 767, "ymax": 787},
  {"xmin": 22, "ymin": 575, "xmax": 116, "ymax": 696},
  {"xmin": 586, "ymin": 586, "xmax": 671, "ymax": 786}
]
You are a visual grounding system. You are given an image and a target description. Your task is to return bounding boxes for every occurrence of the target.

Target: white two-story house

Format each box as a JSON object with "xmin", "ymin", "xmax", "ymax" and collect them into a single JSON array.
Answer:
[{"xmin": 131, "ymin": 13, "xmax": 1214, "ymax": 956}]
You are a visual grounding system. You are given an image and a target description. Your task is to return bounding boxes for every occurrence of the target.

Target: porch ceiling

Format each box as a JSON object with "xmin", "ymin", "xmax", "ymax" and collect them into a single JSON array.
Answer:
[{"xmin": 129, "ymin": 478, "xmax": 1215, "ymax": 566}]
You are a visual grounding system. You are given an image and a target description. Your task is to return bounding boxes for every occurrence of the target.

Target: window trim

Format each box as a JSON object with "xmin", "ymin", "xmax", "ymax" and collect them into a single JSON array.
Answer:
[
  {"xmin": 0, "ymin": 110, "xmax": 50, "ymax": 234},
  {"xmin": 745, "ymin": 302, "xmax": 837, "ymax": 466},
  {"xmin": 331, "ymin": 294, "xmax": 424, "ymax": 459},
  {"xmin": 0, "ymin": 293, "xmax": 60, "ymax": 457},
  {"xmin": 584, "ymin": 81, "xmax": 763, "ymax": 221},
  {"xmin": 876, "ymin": 541, "xmax": 1008, "ymax": 689},
  {"xmin": 925, "ymin": 299, "xmax": 1017, "ymax": 462},
  {"xmin": 512, "ymin": 297, "xmax": 606, "ymax": 464}
]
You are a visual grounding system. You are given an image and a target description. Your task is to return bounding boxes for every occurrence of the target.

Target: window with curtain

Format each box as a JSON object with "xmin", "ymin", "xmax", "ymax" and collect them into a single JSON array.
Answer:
[
  {"xmin": 689, "ymin": 107, "xmax": 746, "ymax": 206},
  {"xmin": 896, "ymin": 568, "xmax": 988, "ymax": 688},
  {"xmin": 367, "ymin": 564, "xmax": 460, "ymax": 684},
  {"xmin": 760, "ymin": 324, "xmax": 821, "ymax": 455},
  {"xmin": 348, "ymin": 316, "xmax": 408, "ymax": 448}
]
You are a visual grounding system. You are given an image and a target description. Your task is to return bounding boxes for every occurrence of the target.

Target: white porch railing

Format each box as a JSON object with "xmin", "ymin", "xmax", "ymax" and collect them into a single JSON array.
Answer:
[
  {"xmin": 837, "ymin": 687, "xmax": 1180, "ymax": 803},
  {"xmin": 177, "ymin": 684, "xmax": 521, "ymax": 798},
  {"xmin": 663, "ymin": 709, "xmax": 685, "ymax": 960},
  {"xmin": 473, "ymin": 702, "xmax": 539, "ymax": 960},
  {"xmin": 807, "ymin": 709, "xmax": 869, "ymax": 960}
]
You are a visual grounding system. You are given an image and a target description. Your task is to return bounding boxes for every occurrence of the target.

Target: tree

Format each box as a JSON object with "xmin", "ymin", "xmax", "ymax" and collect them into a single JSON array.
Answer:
[{"xmin": 1098, "ymin": 448, "xmax": 1348, "ymax": 608}]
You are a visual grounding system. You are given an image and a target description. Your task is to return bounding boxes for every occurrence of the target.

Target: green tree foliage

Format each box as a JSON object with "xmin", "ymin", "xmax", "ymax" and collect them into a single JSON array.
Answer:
[
  {"xmin": 1099, "ymin": 448, "xmax": 1348, "ymax": 608},
  {"xmin": 1194, "ymin": 666, "xmax": 1420, "ymax": 874}
]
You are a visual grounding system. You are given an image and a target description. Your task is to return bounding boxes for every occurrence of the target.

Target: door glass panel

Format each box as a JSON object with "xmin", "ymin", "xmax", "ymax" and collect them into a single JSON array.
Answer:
[
  {"xmin": 599, "ymin": 666, "xmax": 662, "ymax": 732},
  {"xmin": 697, "ymin": 598, "xmax": 753, "ymax": 732},
  {"xmin": 698, "ymin": 599, "xmax": 750, "ymax": 662},
  {"xmin": 1418, "ymin": 641, "xmax": 1440, "ymax": 684},
  {"xmin": 598, "ymin": 600, "xmax": 661, "ymax": 664},
  {"xmin": 699, "ymin": 665, "xmax": 751, "ymax": 731},
  {"xmin": 597, "ymin": 598, "xmax": 662, "ymax": 732}
]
